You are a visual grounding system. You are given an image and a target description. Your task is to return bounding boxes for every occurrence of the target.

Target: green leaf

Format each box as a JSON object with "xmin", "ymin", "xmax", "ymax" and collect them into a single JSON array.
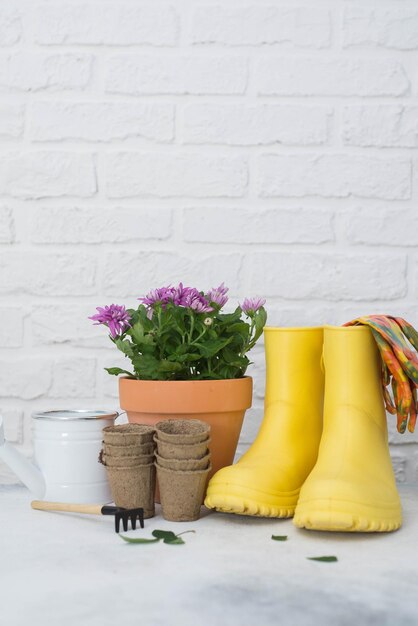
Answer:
[
  {"xmin": 226, "ymin": 322, "xmax": 250, "ymax": 335},
  {"xmin": 221, "ymin": 348, "xmax": 249, "ymax": 368},
  {"xmin": 114, "ymin": 338, "xmax": 134, "ymax": 358},
  {"xmin": 104, "ymin": 367, "xmax": 135, "ymax": 378},
  {"xmin": 152, "ymin": 530, "xmax": 178, "ymax": 542},
  {"xmin": 217, "ymin": 307, "xmax": 242, "ymax": 324},
  {"xmin": 195, "ymin": 337, "xmax": 233, "ymax": 358},
  {"xmin": 307, "ymin": 556, "xmax": 338, "ymax": 562},
  {"xmin": 158, "ymin": 360, "xmax": 184, "ymax": 373},
  {"xmin": 271, "ymin": 535, "xmax": 288, "ymax": 542},
  {"xmin": 252, "ymin": 307, "xmax": 268, "ymax": 344},
  {"xmin": 119, "ymin": 535, "xmax": 160, "ymax": 544},
  {"xmin": 152, "ymin": 530, "xmax": 186, "ymax": 544},
  {"xmin": 132, "ymin": 354, "xmax": 161, "ymax": 379},
  {"xmin": 128, "ymin": 321, "xmax": 156, "ymax": 351}
]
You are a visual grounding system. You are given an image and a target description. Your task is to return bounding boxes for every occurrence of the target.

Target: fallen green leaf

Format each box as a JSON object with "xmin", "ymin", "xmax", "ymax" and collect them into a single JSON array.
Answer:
[
  {"xmin": 307, "ymin": 556, "xmax": 338, "ymax": 562},
  {"xmin": 271, "ymin": 535, "xmax": 288, "ymax": 542},
  {"xmin": 152, "ymin": 530, "xmax": 177, "ymax": 540},
  {"xmin": 164, "ymin": 537, "xmax": 185, "ymax": 545},
  {"xmin": 119, "ymin": 535, "xmax": 159, "ymax": 544},
  {"xmin": 152, "ymin": 530, "xmax": 180, "ymax": 544},
  {"xmin": 120, "ymin": 529, "xmax": 195, "ymax": 546}
]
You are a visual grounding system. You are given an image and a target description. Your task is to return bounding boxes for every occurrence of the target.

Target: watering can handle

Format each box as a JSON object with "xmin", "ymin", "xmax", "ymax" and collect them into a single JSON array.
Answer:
[{"xmin": 0, "ymin": 413, "xmax": 46, "ymax": 499}]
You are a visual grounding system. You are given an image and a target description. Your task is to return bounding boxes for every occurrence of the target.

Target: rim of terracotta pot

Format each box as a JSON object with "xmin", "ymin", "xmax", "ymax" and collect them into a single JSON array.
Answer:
[{"xmin": 119, "ymin": 376, "xmax": 253, "ymax": 413}]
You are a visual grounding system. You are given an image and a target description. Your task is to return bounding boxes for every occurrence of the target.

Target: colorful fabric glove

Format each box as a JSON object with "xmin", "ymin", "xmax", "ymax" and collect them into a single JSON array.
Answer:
[{"xmin": 344, "ymin": 315, "xmax": 418, "ymax": 434}]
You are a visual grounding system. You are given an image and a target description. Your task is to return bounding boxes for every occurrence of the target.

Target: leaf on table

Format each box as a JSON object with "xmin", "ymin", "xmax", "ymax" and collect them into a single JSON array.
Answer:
[
  {"xmin": 152, "ymin": 530, "xmax": 178, "ymax": 543},
  {"xmin": 119, "ymin": 535, "xmax": 159, "ymax": 544},
  {"xmin": 307, "ymin": 556, "xmax": 338, "ymax": 562},
  {"xmin": 271, "ymin": 535, "xmax": 288, "ymax": 541}
]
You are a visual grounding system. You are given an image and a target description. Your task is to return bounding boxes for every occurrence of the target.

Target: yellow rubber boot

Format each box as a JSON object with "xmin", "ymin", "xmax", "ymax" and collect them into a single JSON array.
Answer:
[
  {"xmin": 294, "ymin": 325, "xmax": 402, "ymax": 532},
  {"xmin": 204, "ymin": 327, "xmax": 324, "ymax": 517}
]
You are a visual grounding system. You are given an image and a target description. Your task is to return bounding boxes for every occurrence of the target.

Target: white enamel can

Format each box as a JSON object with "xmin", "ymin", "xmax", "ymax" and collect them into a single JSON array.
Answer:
[{"xmin": 32, "ymin": 409, "xmax": 118, "ymax": 503}]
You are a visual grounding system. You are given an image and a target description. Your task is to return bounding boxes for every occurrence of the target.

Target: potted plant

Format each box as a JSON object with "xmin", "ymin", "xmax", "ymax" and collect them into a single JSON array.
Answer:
[{"xmin": 89, "ymin": 283, "xmax": 266, "ymax": 478}]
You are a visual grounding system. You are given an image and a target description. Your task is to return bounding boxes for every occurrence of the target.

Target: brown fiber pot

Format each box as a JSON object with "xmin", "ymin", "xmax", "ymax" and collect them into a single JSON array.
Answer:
[{"xmin": 119, "ymin": 377, "xmax": 252, "ymax": 482}]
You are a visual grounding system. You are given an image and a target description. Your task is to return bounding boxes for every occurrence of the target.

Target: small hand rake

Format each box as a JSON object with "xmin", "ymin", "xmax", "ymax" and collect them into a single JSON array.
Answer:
[{"xmin": 31, "ymin": 500, "xmax": 144, "ymax": 533}]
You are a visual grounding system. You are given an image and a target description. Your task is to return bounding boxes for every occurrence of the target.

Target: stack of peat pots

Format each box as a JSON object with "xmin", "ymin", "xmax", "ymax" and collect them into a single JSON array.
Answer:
[
  {"xmin": 154, "ymin": 419, "xmax": 211, "ymax": 522},
  {"xmin": 100, "ymin": 424, "xmax": 156, "ymax": 518}
]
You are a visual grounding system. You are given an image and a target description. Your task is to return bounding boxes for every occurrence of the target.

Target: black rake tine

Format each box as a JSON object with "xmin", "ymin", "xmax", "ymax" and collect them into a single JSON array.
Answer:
[{"xmin": 113, "ymin": 507, "xmax": 144, "ymax": 533}]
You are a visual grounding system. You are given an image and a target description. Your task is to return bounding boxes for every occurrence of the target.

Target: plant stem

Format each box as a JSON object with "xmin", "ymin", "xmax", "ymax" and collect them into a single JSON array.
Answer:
[{"xmin": 188, "ymin": 314, "xmax": 195, "ymax": 343}]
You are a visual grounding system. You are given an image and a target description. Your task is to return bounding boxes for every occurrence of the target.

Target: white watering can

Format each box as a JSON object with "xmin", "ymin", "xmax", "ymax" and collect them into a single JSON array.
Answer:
[{"xmin": 0, "ymin": 410, "xmax": 119, "ymax": 503}]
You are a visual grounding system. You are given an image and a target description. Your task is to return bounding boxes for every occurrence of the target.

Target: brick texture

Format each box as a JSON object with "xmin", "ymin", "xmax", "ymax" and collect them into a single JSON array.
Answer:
[{"xmin": 0, "ymin": 0, "xmax": 417, "ymax": 484}]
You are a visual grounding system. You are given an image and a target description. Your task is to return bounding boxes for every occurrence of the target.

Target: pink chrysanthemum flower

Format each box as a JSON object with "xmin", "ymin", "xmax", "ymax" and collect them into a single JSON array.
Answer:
[
  {"xmin": 240, "ymin": 297, "xmax": 266, "ymax": 314},
  {"xmin": 139, "ymin": 283, "xmax": 214, "ymax": 314},
  {"xmin": 138, "ymin": 286, "xmax": 176, "ymax": 308},
  {"xmin": 207, "ymin": 282, "xmax": 229, "ymax": 308},
  {"xmin": 172, "ymin": 282, "xmax": 194, "ymax": 306},
  {"xmin": 187, "ymin": 293, "xmax": 214, "ymax": 313},
  {"xmin": 89, "ymin": 304, "xmax": 131, "ymax": 339}
]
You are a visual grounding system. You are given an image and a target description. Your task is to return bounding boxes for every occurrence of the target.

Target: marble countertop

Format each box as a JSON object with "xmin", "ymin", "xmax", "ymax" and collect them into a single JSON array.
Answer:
[{"xmin": 1, "ymin": 485, "xmax": 417, "ymax": 626}]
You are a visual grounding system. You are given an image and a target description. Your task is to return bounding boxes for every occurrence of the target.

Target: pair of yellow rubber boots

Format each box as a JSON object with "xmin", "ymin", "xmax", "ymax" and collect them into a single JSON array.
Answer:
[{"xmin": 205, "ymin": 326, "xmax": 402, "ymax": 532}]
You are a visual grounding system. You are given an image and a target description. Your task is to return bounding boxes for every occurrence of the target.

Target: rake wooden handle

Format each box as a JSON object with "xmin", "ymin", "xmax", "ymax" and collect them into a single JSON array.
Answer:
[{"xmin": 31, "ymin": 501, "xmax": 103, "ymax": 515}]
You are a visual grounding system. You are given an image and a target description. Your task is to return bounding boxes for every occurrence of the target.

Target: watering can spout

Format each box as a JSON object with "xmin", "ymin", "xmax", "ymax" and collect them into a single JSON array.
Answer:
[{"xmin": 0, "ymin": 415, "xmax": 46, "ymax": 499}]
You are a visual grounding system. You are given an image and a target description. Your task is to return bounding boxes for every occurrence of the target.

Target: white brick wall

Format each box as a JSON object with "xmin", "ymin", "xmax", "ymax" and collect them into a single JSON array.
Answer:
[{"xmin": 0, "ymin": 0, "xmax": 417, "ymax": 484}]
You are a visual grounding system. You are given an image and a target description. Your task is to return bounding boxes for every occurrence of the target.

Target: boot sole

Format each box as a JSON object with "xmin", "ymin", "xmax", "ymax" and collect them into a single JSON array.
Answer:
[
  {"xmin": 205, "ymin": 483, "xmax": 299, "ymax": 518},
  {"xmin": 294, "ymin": 500, "xmax": 402, "ymax": 532}
]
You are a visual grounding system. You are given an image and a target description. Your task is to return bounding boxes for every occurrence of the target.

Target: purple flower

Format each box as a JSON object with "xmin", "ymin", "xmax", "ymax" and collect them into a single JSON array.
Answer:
[
  {"xmin": 139, "ymin": 283, "xmax": 214, "ymax": 314},
  {"xmin": 172, "ymin": 282, "xmax": 194, "ymax": 306},
  {"xmin": 240, "ymin": 297, "xmax": 266, "ymax": 314},
  {"xmin": 207, "ymin": 283, "xmax": 229, "ymax": 308},
  {"xmin": 89, "ymin": 304, "xmax": 131, "ymax": 339},
  {"xmin": 138, "ymin": 286, "xmax": 176, "ymax": 308},
  {"xmin": 187, "ymin": 293, "xmax": 214, "ymax": 313}
]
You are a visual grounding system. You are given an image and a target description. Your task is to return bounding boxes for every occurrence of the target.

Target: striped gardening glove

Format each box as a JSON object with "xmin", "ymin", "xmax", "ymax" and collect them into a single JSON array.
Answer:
[{"xmin": 344, "ymin": 315, "xmax": 418, "ymax": 434}]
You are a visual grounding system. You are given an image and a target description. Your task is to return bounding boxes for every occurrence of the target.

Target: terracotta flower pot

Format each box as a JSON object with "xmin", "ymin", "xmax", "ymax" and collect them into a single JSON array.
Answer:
[{"xmin": 119, "ymin": 377, "xmax": 252, "ymax": 481}]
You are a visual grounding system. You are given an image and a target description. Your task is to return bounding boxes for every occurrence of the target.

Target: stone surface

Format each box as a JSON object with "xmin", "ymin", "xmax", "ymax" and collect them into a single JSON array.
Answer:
[
  {"xmin": 0, "ymin": 53, "xmax": 93, "ymax": 91},
  {"xmin": 106, "ymin": 55, "xmax": 248, "ymax": 95},
  {"xmin": 183, "ymin": 208, "xmax": 334, "ymax": 244},
  {"xmin": 183, "ymin": 104, "xmax": 331, "ymax": 146},
  {"xmin": 0, "ymin": 103, "xmax": 24, "ymax": 138},
  {"xmin": 30, "ymin": 207, "xmax": 173, "ymax": 243},
  {"xmin": 32, "ymin": 3, "xmax": 179, "ymax": 46},
  {"xmin": 0, "ymin": 152, "xmax": 97, "ymax": 198},
  {"xmin": 0, "ymin": 6, "xmax": 21, "ymax": 46},
  {"xmin": 343, "ymin": 105, "xmax": 418, "ymax": 148},
  {"xmin": 0, "ymin": 206, "xmax": 14, "ymax": 242},
  {"xmin": 190, "ymin": 6, "xmax": 331, "ymax": 48},
  {"xmin": 30, "ymin": 102, "xmax": 175, "ymax": 143},
  {"xmin": 258, "ymin": 155, "xmax": 411, "ymax": 200},
  {"xmin": 106, "ymin": 153, "xmax": 248, "ymax": 198},
  {"xmin": 344, "ymin": 7, "xmax": 418, "ymax": 50},
  {"xmin": 0, "ymin": 252, "xmax": 97, "ymax": 295},
  {"xmin": 0, "ymin": 485, "xmax": 418, "ymax": 626}
]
